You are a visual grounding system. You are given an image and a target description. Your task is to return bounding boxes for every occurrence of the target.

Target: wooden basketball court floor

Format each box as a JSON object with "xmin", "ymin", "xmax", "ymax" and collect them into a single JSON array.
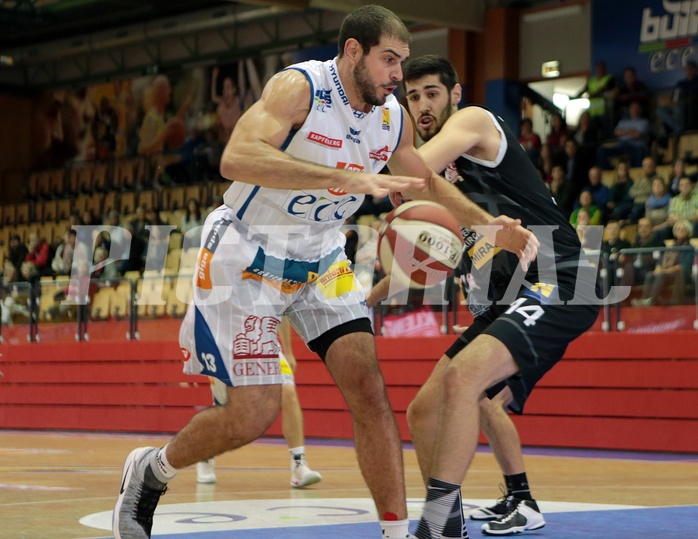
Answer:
[{"xmin": 1, "ymin": 430, "xmax": 696, "ymax": 538}]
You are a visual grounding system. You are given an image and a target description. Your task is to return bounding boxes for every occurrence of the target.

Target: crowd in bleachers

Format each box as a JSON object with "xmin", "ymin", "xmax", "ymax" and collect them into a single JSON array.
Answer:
[
  {"xmin": 518, "ymin": 60, "xmax": 698, "ymax": 306},
  {"xmin": 0, "ymin": 152, "xmax": 230, "ymax": 326}
]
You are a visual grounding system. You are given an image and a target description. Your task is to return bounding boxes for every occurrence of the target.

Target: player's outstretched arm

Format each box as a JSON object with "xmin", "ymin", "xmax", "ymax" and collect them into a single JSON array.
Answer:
[
  {"xmin": 388, "ymin": 106, "xmax": 538, "ymax": 269},
  {"xmin": 219, "ymin": 69, "xmax": 424, "ymax": 197}
]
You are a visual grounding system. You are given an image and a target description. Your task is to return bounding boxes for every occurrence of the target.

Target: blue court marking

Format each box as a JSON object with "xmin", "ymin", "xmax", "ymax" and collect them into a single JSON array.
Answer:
[{"xmin": 95, "ymin": 505, "xmax": 698, "ymax": 538}]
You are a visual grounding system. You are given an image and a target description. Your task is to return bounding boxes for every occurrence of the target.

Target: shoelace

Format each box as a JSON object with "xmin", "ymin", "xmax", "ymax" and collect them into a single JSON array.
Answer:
[
  {"xmin": 494, "ymin": 501, "xmax": 524, "ymax": 524},
  {"xmin": 135, "ymin": 484, "xmax": 168, "ymax": 525}
]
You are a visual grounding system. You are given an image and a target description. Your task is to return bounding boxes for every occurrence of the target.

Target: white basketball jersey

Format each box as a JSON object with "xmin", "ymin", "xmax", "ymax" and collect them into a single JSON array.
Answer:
[{"xmin": 223, "ymin": 58, "xmax": 403, "ymax": 265}]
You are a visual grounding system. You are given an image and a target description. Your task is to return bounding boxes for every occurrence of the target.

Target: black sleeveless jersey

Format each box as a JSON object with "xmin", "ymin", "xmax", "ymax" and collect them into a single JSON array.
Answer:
[{"xmin": 444, "ymin": 105, "xmax": 586, "ymax": 313}]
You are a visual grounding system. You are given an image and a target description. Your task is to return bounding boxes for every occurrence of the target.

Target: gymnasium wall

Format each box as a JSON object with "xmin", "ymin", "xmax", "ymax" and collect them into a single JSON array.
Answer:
[{"xmin": 1, "ymin": 328, "xmax": 696, "ymax": 454}]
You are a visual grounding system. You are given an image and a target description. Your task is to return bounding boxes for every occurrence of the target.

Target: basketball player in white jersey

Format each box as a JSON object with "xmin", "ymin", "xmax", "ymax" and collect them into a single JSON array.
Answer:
[{"xmin": 113, "ymin": 7, "xmax": 538, "ymax": 539}]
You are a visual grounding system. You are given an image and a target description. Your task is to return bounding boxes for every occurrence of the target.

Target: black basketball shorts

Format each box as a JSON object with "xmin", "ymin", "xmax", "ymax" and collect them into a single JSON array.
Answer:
[{"xmin": 445, "ymin": 281, "xmax": 600, "ymax": 414}]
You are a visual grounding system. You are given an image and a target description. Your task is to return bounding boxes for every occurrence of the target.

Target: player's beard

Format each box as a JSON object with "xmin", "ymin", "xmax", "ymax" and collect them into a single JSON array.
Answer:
[
  {"xmin": 418, "ymin": 104, "xmax": 454, "ymax": 142},
  {"xmin": 354, "ymin": 57, "xmax": 389, "ymax": 107}
]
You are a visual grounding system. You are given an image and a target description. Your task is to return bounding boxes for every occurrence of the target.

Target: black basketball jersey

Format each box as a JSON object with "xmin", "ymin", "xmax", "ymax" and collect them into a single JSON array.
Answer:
[{"xmin": 444, "ymin": 105, "xmax": 586, "ymax": 313}]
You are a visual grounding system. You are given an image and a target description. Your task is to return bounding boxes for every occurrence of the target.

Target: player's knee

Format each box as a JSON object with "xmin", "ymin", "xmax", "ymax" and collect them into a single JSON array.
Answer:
[{"xmin": 220, "ymin": 386, "xmax": 281, "ymax": 445}]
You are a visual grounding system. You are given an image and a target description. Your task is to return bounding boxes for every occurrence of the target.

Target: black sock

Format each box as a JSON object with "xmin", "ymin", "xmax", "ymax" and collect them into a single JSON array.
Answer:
[
  {"xmin": 506, "ymin": 472, "xmax": 533, "ymax": 501},
  {"xmin": 415, "ymin": 478, "xmax": 468, "ymax": 538},
  {"xmin": 503, "ymin": 474, "xmax": 513, "ymax": 496}
]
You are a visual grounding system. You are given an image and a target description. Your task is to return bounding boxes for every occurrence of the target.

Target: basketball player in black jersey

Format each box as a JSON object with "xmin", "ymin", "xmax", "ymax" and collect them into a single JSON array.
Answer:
[{"xmin": 374, "ymin": 56, "xmax": 600, "ymax": 538}]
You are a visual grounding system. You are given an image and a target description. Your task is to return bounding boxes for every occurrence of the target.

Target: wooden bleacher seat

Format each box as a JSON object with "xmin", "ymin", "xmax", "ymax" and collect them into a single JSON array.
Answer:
[
  {"xmin": 165, "ymin": 248, "xmax": 182, "ymax": 272},
  {"xmin": 167, "ymin": 276, "xmax": 192, "ymax": 318},
  {"xmin": 56, "ymin": 199, "xmax": 72, "ymax": 221},
  {"xmin": 677, "ymin": 131, "xmax": 698, "ymax": 160},
  {"xmin": 620, "ymin": 224, "xmax": 638, "ymax": 243},
  {"xmin": 90, "ymin": 287, "xmax": 113, "ymax": 321},
  {"xmin": 85, "ymin": 193, "xmax": 104, "ymax": 218},
  {"xmin": 92, "ymin": 163, "xmax": 109, "ymax": 193},
  {"xmin": 136, "ymin": 271, "xmax": 169, "ymax": 319},
  {"xmin": 601, "ymin": 169, "xmax": 616, "ymax": 188},
  {"xmin": 184, "ymin": 185, "xmax": 203, "ymax": 203},
  {"xmin": 15, "ymin": 202, "xmax": 30, "ymax": 225},
  {"xmin": 48, "ymin": 169, "xmax": 65, "ymax": 198},
  {"xmin": 28, "ymin": 170, "xmax": 48, "ymax": 200},
  {"xmin": 110, "ymin": 281, "xmax": 131, "ymax": 320},
  {"xmin": 2, "ymin": 205, "xmax": 16, "ymax": 226},
  {"xmin": 120, "ymin": 192, "xmax": 136, "ymax": 216},
  {"xmin": 36, "ymin": 199, "xmax": 58, "ymax": 224},
  {"xmin": 165, "ymin": 186, "xmax": 186, "ymax": 211},
  {"xmin": 103, "ymin": 191, "xmax": 118, "ymax": 215},
  {"xmin": 168, "ymin": 231, "xmax": 182, "ymax": 251},
  {"xmin": 138, "ymin": 190, "xmax": 158, "ymax": 211},
  {"xmin": 179, "ymin": 247, "xmax": 199, "ymax": 274}
]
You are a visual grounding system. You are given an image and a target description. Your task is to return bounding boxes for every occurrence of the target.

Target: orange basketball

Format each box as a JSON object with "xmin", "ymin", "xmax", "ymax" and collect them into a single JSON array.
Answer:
[{"xmin": 378, "ymin": 200, "xmax": 464, "ymax": 289}]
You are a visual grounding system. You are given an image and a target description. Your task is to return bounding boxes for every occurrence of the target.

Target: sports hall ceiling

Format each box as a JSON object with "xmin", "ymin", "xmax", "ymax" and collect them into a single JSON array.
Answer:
[{"xmin": 0, "ymin": 0, "xmax": 555, "ymax": 91}]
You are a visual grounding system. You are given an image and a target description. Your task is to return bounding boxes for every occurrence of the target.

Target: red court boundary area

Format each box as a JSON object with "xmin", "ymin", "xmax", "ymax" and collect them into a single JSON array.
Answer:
[{"xmin": 1, "ymin": 329, "xmax": 697, "ymax": 453}]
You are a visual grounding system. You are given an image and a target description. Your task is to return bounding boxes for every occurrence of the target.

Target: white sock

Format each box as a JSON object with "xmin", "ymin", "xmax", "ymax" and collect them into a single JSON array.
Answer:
[
  {"xmin": 381, "ymin": 518, "xmax": 410, "ymax": 538},
  {"xmin": 289, "ymin": 446, "xmax": 305, "ymax": 459},
  {"xmin": 150, "ymin": 444, "xmax": 177, "ymax": 483}
]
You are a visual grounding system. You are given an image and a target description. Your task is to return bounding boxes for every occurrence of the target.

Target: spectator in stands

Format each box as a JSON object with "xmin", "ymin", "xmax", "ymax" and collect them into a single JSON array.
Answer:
[
  {"xmin": 211, "ymin": 66, "xmax": 243, "ymax": 143},
  {"xmin": 663, "ymin": 176, "xmax": 698, "ymax": 237},
  {"xmin": 118, "ymin": 221, "xmax": 146, "ymax": 275},
  {"xmin": 576, "ymin": 60, "xmax": 616, "ymax": 136},
  {"xmin": 628, "ymin": 217, "xmax": 665, "ymax": 286},
  {"xmin": 580, "ymin": 166, "xmax": 610, "ymax": 215},
  {"xmin": 614, "ymin": 66, "xmax": 649, "ymax": 120},
  {"xmin": 548, "ymin": 164, "xmax": 575, "ymax": 218},
  {"xmin": 644, "ymin": 177, "xmax": 671, "ymax": 227},
  {"xmin": 1, "ymin": 260, "xmax": 30, "ymax": 325},
  {"xmin": 104, "ymin": 210, "xmax": 129, "ymax": 261},
  {"xmin": 30, "ymin": 87, "xmax": 94, "ymax": 167},
  {"xmin": 52, "ymin": 258, "xmax": 94, "ymax": 320},
  {"xmin": 181, "ymin": 198, "xmax": 204, "ymax": 249},
  {"xmin": 24, "ymin": 231, "xmax": 51, "ymax": 276},
  {"xmin": 562, "ymin": 137, "xmax": 589, "ymax": 196},
  {"xmin": 545, "ymin": 112, "xmax": 568, "ymax": 155},
  {"xmin": 137, "ymin": 74, "xmax": 184, "ymax": 157},
  {"xmin": 570, "ymin": 190, "xmax": 602, "ymax": 226},
  {"xmin": 596, "ymin": 101, "xmax": 650, "ymax": 169},
  {"xmin": 129, "ymin": 206, "xmax": 149, "ymax": 244},
  {"xmin": 92, "ymin": 246, "xmax": 119, "ymax": 284},
  {"xmin": 92, "ymin": 96, "xmax": 119, "ymax": 161},
  {"xmin": 19, "ymin": 261, "xmax": 40, "ymax": 288},
  {"xmin": 655, "ymin": 60, "xmax": 698, "ymax": 135},
  {"xmin": 6, "ymin": 233, "xmax": 28, "ymax": 273},
  {"xmin": 518, "ymin": 117, "xmax": 541, "ymax": 164},
  {"xmin": 535, "ymin": 142, "xmax": 555, "ymax": 183},
  {"xmin": 570, "ymin": 110, "xmax": 601, "ymax": 168},
  {"xmin": 573, "ymin": 207, "xmax": 594, "ymax": 250},
  {"xmin": 145, "ymin": 206, "xmax": 169, "ymax": 267},
  {"xmin": 51, "ymin": 229, "xmax": 78, "ymax": 276},
  {"xmin": 627, "ymin": 156, "xmax": 658, "ymax": 222},
  {"xmin": 632, "ymin": 219, "xmax": 694, "ymax": 306},
  {"xmin": 666, "ymin": 158, "xmax": 696, "ymax": 196},
  {"xmin": 607, "ymin": 161, "xmax": 635, "ymax": 221},
  {"xmin": 601, "ymin": 220, "xmax": 631, "ymax": 290}
]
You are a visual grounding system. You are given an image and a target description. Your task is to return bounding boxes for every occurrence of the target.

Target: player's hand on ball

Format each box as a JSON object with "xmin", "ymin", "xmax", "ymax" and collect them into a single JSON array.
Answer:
[{"xmin": 484, "ymin": 215, "xmax": 539, "ymax": 271}]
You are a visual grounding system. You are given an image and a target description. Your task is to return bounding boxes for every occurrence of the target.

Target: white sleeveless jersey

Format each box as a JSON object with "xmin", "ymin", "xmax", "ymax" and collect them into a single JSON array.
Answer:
[{"xmin": 223, "ymin": 58, "xmax": 403, "ymax": 268}]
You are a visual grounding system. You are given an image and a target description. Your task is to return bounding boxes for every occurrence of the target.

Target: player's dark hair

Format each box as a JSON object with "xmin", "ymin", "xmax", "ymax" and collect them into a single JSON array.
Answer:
[
  {"xmin": 337, "ymin": 5, "xmax": 410, "ymax": 57},
  {"xmin": 403, "ymin": 55, "xmax": 458, "ymax": 93}
]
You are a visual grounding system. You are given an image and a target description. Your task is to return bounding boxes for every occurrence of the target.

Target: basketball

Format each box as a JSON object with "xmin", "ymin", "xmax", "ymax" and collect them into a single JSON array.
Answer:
[{"xmin": 377, "ymin": 200, "xmax": 464, "ymax": 289}]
